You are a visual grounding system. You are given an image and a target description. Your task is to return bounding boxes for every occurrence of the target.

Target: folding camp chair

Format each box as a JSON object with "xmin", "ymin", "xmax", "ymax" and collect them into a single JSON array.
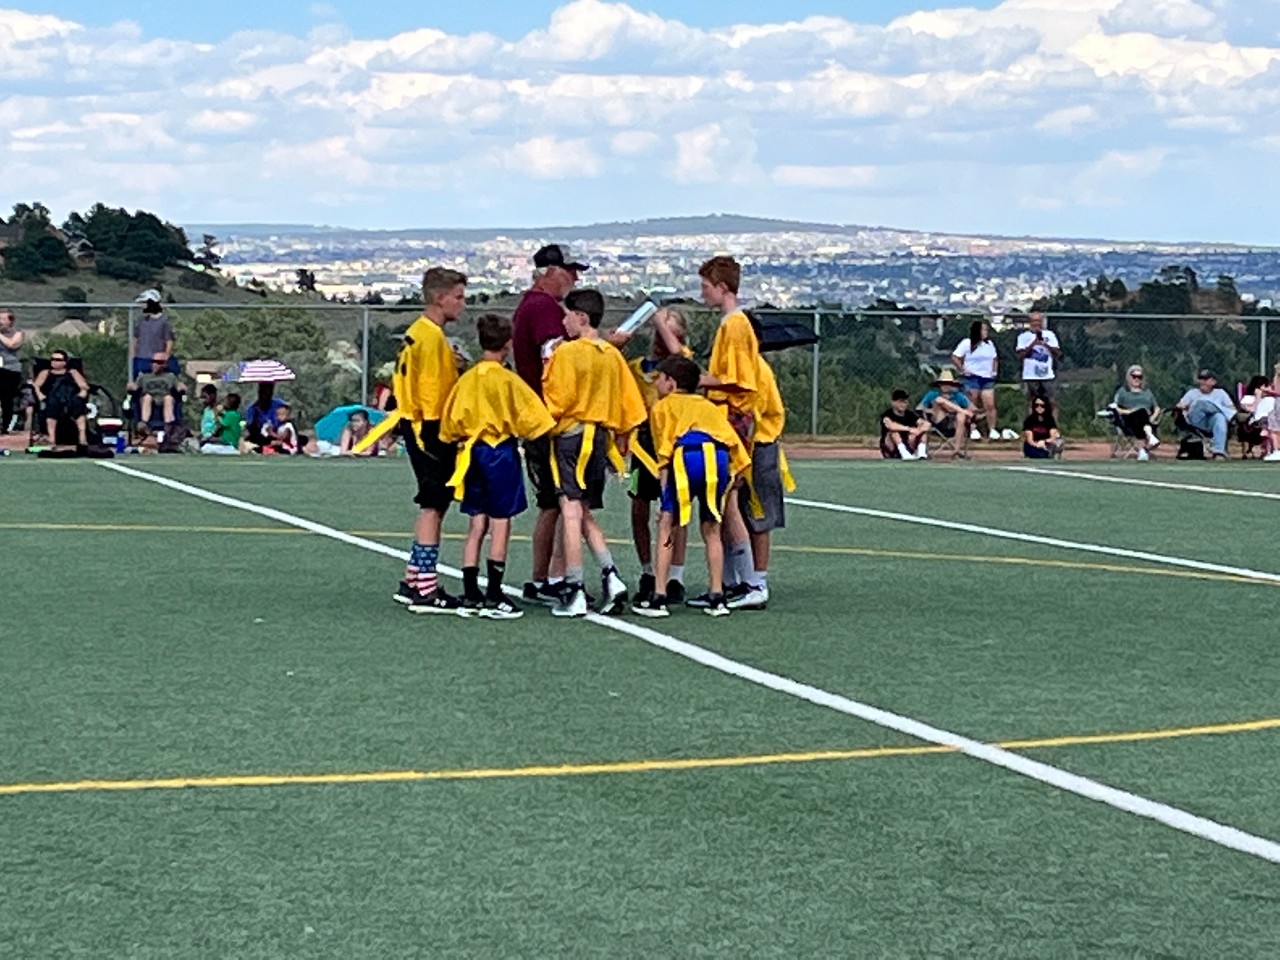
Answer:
[
  {"xmin": 919, "ymin": 407, "xmax": 965, "ymax": 459},
  {"xmin": 1097, "ymin": 406, "xmax": 1140, "ymax": 460}
]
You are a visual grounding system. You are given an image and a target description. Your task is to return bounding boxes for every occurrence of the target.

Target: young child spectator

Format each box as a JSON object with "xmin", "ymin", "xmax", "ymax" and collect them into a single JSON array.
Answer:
[
  {"xmin": 628, "ymin": 307, "xmax": 694, "ymax": 606},
  {"xmin": 198, "ymin": 384, "xmax": 219, "ymax": 442},
  {"xmin": 920, "ymin": 370, "xmax": 974, "ymax": 457},
  {"xmin": 633, "ymin": 356, "xmax": 750, "ymax": 618},
  {"xmin": 130, "ymin": 353, "xmax": 185, "ymax": 433},
  {"xmin": 880, "ymin": 388, "xmax": 930, "ymax": 460},
  {"xmin": 440, "ymin": 313, "xmax": 555, "ymax": 619},
  {"xmin": 391, "ymin": 267, "xmax": 467, "ymax": 614},
  {"xmin": 696, "ymin": 255, "xmax": 762, "ymax": 608},
  {"xmin": 541, "ymin": 288, "xmax": 647, "ymax": 618},
  {"xmin": 339, "ymin": 410, "xmax": 378, "ymax": 456},
  {"xmin": 268, "ymin": 402, "xmax": 300, "ymax": 455},
  {"xmin": 201, "ymin": 392, "xmax": 242, "ymax": 454},
  {"xmin": 1022, "ymin": 395, "xmax": 1063, "ymax": 459},
  {"xmin": 952, "ymin": 319, "xmax": 1001, "ymax": 441}
]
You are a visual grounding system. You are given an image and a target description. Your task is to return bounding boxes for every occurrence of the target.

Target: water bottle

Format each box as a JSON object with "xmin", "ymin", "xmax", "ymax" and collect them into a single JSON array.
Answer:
[{"xmin": 115, "ymin": 434, "xmax": 127, "ymax": 454}]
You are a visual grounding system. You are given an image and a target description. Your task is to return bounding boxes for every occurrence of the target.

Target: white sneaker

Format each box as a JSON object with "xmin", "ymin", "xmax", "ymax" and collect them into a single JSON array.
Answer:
[
  {"xmin": 600, "ymin": 566, "xmax": 628, "ymax": 615},
  {"xmin": 1147, "ymin": 433, "xmax": 1161, "ymax": 449},
  {"xmin": 1136, "ymin": 448, "xmax": 1149, "ymax": 462},
  {"xmin": 552, "ymin": 586, "xmax": 589, "ymax": 618},
  {"xmin": 988, "ymin": 429, "xmax": 1001, "ymax": 441},
  {"xmin": 727, "ymin": 584, "xmax": 769, "ymax": 611},
  {"xmin": 1264, "ymin": 450, "xmax": 1280, "ymax": 462},
  {"xmin": 1000, "ymin": 428, "xmax": 1019, "ymax": 441},
  {"xmin": 969, "ymin": 428, "xmax": 982, "ymax": 441}
]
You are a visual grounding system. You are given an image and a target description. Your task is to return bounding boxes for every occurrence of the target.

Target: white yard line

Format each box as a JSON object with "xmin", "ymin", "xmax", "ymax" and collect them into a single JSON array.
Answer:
[
  {"xmin": 1006, "ymin": 466, "xmax": 1280, "ymax": 503},
  {"xmin": 785, "ymin": 496, "xmax": 1280, "ymax": 586},
  {"xmin": 99, "ymin": 461, "xmax": 1280, "ymax": 865}
]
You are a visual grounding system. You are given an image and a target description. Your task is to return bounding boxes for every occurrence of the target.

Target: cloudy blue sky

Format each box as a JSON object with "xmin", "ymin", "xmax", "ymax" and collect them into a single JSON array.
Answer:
[{"xmin": 3, "ymin": 0, "xmax": 1279, "ymax": 242}]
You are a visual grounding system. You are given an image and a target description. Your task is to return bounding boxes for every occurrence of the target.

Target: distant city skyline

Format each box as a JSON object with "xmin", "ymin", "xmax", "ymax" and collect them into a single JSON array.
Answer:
[{"xmin": 3, "ymin": 1, "xmax": 1279, "ymax": 244}]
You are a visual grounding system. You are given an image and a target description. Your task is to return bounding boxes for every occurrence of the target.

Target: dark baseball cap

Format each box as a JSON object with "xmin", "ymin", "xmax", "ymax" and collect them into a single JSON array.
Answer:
[
  {"xmin": 533, "ymin": 244, "xmax": 589, "ymax": 272},
  {"xmin": 1196, "ymin": 368, "xmax": 1216, "ymax": 380}
]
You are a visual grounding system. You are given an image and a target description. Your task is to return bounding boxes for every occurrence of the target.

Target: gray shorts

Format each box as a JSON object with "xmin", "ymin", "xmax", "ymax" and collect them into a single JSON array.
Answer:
[
  {"xmin": 552, "ymin": 429, "xmax": 606, "ymax": 510},
  {"xmin": 1023, "ymin": 379, "xmax": 1056, "ymax": 400},
  {"xmin": 742, "ymin": 441, "xmax": 786, "ymax": 534}
]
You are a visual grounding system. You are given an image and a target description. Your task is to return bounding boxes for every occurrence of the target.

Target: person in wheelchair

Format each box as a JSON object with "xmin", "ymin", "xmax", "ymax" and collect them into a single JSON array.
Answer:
[
  {"xmin": 128, "ymin": 352, "xmax": 186, "ymax": 436},
  {"xmin": 32, "ymin": 350, "xmax": 91, "ymax": 449},
  {"xmin": 1111, "ymin": 364, "xmax": 1162, "ymax": 460}
]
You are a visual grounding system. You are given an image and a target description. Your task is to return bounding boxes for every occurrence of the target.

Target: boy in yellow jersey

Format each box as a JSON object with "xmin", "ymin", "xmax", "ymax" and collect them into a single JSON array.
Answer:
[
  {"xmin": 693, "ymin": 255, "xmax": 761, "ymax": 610},
  {"xmin": 737, "ymin": 351, "xmax": 794, "ymax": 610},
  {"xmin": 440, "ymin": 313, "xmax": 555, "ymax": 620},
  {"xmin": 627, "ymin": 307, "xmax": 694, "ymax": 606},
  {"xmin": 633, "ymin": 356, "xmax": 750, "ymax": 619},
  {"xmin": 542, "ymin": 288, "xmax": 647, "ymax": 618},
  {"xmin": 391, "ymin": 267, "xmax": 468, "ymax": 615}
]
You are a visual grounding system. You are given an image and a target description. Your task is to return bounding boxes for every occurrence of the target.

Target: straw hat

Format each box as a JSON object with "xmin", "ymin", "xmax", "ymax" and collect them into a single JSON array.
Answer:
[{"xmin": 933, "ymin": 369, "xmax": 960, "ymax": 386}]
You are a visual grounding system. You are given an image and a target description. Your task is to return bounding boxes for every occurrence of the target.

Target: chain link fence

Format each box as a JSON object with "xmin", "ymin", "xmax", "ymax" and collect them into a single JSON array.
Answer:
[{"xmin": 7, "ymin": 300, "xmax": 1275, "ymax": 438}]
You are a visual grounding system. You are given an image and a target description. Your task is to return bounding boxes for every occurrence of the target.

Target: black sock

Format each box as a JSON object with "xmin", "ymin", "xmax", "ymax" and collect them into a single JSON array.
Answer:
[
  {"xmin": 486, "ymin": 560, "xmax": 506, "ymax": 601},
  {"xmin": 462, "ymin": 566, "xmax": 482, "ymax": 601}
]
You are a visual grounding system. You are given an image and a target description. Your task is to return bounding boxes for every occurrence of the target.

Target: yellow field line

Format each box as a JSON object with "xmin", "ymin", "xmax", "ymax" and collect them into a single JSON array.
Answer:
[
  {"xmin": 2, "ymin": 522, "xmax": 1262, "ymax": 586},
  {"xmin": 3, "ymin": 716, "xmax": 1277, "ymax": 798}
]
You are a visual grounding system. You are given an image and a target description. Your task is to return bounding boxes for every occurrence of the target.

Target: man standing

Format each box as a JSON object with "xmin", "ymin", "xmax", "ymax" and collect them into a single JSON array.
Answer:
[
  {"xmin": 1015, "ymin": 312, "xmax": 1061, "ymax": 410},
  {"xmin": 1177, "ymin": 368, "xmax": 1238, "ymax": 460},
  {"xmin": 132, "ymin": 289, "xmax": 177, "ymax": 379},
  {"xmin": 511, "ymin": 244, "xmax": 588, "ymax": 604}
]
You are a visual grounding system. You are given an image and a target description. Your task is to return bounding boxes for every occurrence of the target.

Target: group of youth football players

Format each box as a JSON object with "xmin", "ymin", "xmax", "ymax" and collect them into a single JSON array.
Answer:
[{"xmin": 388, "ymin": 255, "xmax": 790, "ymax": 621}]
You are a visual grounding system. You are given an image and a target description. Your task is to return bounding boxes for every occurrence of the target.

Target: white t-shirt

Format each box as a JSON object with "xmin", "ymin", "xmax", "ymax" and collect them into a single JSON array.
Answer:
[
  {"xmin": 953, "ymin": 338, "xmax": 998, "ymax": 380},
  {"xmin": 1016, "ymin": 329, "xmax": 1060, "ymax": 381}
]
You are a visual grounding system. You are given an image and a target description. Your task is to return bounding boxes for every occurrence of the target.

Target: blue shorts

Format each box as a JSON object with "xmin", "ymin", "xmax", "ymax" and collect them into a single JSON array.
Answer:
[
  {"xmin": 660, "ymin": 432, "xmax": 732, "ymax": 525},
  {"xmin": 461, "ymin": 438, "xmax": 528, "ymax": 520},
  {"xmin": 963, "ymin": 375, "xmax": 996, "ymax": 392}
]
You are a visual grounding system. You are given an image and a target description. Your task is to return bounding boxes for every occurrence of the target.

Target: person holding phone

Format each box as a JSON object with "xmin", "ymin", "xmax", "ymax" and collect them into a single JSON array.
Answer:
[{"xmin": 1016, "ymin": 312, "xmax": 1061, "ymax": 413}]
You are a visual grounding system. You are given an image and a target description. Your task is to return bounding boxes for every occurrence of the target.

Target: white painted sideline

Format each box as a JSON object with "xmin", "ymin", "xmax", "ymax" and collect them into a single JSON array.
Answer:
[
  {"xmin": 785, "ymin": 496, "xmax": 1280, "ymax": 586},
  {"xmin": 1007, "ymin": 466, "xmax": 1280, "ymax": 503},
  {"xmin": 99, "ymin": 461, "xmax": 1280, "ymax": 865}
]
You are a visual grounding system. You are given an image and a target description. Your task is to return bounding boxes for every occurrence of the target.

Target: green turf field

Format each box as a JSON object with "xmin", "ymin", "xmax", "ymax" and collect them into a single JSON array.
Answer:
[{"xmin": 3, "ymin": 456, "xmax": 1279, "ymax": 957}]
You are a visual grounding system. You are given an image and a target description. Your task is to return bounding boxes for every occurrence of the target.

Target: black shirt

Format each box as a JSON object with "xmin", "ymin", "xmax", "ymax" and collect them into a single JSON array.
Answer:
[
  {"xmin": 880, "ymin": 407, "xmax": 920, "ymax": 443},
  {"xmin": 1022, "ymin": 411, "xmax": 1057, "ymax": 443}
]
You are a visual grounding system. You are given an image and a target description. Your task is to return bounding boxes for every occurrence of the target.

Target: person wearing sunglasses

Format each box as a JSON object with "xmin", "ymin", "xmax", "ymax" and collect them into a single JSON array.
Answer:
[
  {"xmin": 32, "ymin": 351, "xmax": 91, "ymax": 449},
  {"xmin": 1022, "ymin": 392, "xmax": 1062, "ymax": 459},
  {"xmin": 1113, "ymin": 365, "xmax": 1161, "ymax": 461}
]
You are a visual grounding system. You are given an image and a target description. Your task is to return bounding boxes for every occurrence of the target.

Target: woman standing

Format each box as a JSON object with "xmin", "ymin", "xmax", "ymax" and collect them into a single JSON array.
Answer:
[
  {"xmin": 951, "ymin": 319, "xmax": 1001, "ymax": 441},
  {"xmin": 0, "ymin": 309, "xmax": 24, "ymax": 433}
]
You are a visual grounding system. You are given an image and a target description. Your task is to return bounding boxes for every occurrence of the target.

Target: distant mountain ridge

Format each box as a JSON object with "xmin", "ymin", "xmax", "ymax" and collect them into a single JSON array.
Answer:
[{"xmin": 186, "ymin": 215, "xmax": 1272, "ymax": 251}]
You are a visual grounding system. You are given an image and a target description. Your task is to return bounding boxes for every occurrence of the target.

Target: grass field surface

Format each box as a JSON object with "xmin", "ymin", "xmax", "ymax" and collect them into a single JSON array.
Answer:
[{"xmin": 3, "ymin": 457, "xmax": 1278, "ymax": 957}]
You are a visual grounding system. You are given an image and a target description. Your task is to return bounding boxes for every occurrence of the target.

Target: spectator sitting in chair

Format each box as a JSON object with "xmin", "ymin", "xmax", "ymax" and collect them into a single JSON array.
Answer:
[
  {"xmin": 920, "ymin": 370, "xmax": 973, "ymax": 457},
  {"xmin": 129, "ymin": 353, "xmax": 185, "ymax": 435},
  {"xmin": 1022, "ymin": 394, "xmax": 1063, "ymax": 459},
  {"xmin": 32, "ymin": 350, "xmax": 90, "ymax": 450},
  {"xmin": 1177, "ymin": 368, "xmax": 1238, "ymax": 460},
  {"xmin": 1112, "ymin": 364, "xmax": 1161, "ymax": 460},
  {"xmin": 880, "ymin": 388, "xmax": 930, "ymax": 460}
]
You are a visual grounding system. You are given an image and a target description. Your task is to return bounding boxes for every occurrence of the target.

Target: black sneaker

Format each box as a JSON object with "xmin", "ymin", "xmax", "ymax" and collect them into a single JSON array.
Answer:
[
  {"xmin": 703, "ymin": 593, "xmax": 731, "ymax": 618},
  {"xmin": 635, "ymin": 573, "xmax": 656, "ymax": 605},
  {"xmin": 632, "ymin": 594, "xmax": 670, "ymax": 618},
  {"xmin": 523, "ymin": 581, "xmax": 563, "ymax": 606},
  {"xmin": 393, "ymin": 581, "xmax": 415, "ymax": 605},
  {"xmin": 599, "ymin": 566, "xmax": 629, "ymax": 616},
  {"xmin": 666, "ymin": 580, "xmax": 686, "ymax": 604},
  {"xmin": 685, "ymin": 591, "xmax": 713, "ymax": 609},
  {"xmin": 408, "ymin": 588, "xmax": 463, "ymax": 616},
  {"xmin": 480, "ymin": 597, "xmax": 524, "ymax": 621},
  {"xmin": 459, "ymin": 596, "xmax": 487, "ymax": 618}
]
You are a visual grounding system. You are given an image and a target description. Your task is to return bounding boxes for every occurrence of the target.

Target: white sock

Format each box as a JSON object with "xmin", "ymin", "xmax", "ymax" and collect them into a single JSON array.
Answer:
[
  {"xmin": 727, "ymin": 542, "xmax": 750, "ymax": 586},
  {"xmin": 897, "ymin": 442, "xmax": 912, "ymax": 460},
  {"xmin": 641, "ymin": 562, "xmax": 654, "ymax": 576},
  {"xmin": 733, "ymin": 547, "xmax": 755, "ymax": 587},
  {"xmin": 918, "ymin": 441, "xmax": 928, "ymax": 457},
  {"xmin": 753, "ymin": 570, "xmax": 769, "ymax": 591},
  {"xmin": 669, "ymin": 564, "xmax": 685, "ymax": 584}
]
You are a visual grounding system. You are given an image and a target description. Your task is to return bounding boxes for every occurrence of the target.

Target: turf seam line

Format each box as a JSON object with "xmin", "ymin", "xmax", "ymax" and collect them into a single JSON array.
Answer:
[
  {"xmin": 785, "ymin": 496, "xmax": 1280, "ymax": 585},
  {"xmin": 1006, "ymin": 466, "xmax": 1280, "ymax": 503},
  {"xmin": 5, "ymin": 717, "xmax": 1279, "ymax": 797},
  {"xmin": 97, "ymin": 462, "xmax": 1280, "ymax": 865}
]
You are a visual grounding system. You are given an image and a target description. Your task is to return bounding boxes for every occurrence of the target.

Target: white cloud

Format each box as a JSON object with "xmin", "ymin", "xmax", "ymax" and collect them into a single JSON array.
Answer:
[{"xmin": 0, "ymin": 0, "xmax": 1276, "ymax": 239}]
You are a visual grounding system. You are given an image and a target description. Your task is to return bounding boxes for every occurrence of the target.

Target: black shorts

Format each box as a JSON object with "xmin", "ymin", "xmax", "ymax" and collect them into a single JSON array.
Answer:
[
  {"xmin": 629, "ymin": 422, "xmax": 662, "ymax": 502},
  {"xmin": 553, "ymin": 431, "xmax": 607, "ymax": 510},
  {"xmin": 45, "ymin": 394, "xmax": 87, "ymax": 422},
  {"xmin": 403, "ymin": 419, "xmax": 456, "ymax": 513},
  {"xmin": 523, "ymin": 434, "xmax": 559, "ymax": 511}
]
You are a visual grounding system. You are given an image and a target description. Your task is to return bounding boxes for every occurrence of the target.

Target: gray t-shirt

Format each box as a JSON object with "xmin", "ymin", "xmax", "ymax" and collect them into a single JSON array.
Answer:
[
  {"xmin": 1178, "ymin": 387, "xmax": 1236, "ymax": 419},
  {"xmin": 1113, "ymin": 387, "xmax": 1156, "ymax": 411},
  {"xmin": 135, "ymin": 313, "xmax": 175, "ymax": 358},
  {"xmin": 0, "ymin": 329, "xmax": 20, "ymax": 372}
]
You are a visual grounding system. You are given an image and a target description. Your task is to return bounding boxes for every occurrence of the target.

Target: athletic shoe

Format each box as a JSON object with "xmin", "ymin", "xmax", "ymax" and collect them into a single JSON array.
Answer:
[
  {"xmin": 393, "ymin": 581, "xmax": 415, "ymax": 605},
  {"xmin": 1136, "ymin": 448, "xmax": 1150, "ymax": 462},
  {"xmin": 1211, "ymin": 451, "xmax": 1229, "ymax": 461},
  {"xmin": 522, "ymin": 581, "xmax": 563, "ymax": 606},
  {"xmin": 552, "ymin": 584, "xmax": 589, "ymax": 618},
  {"xmin": 665, "ymin": 580, "xmax": 686, "ymax": 604},
  {"xmin": 458, "ymin": 596, "xmax": 487, "ymax": 617},
  {"xmin": 634, "ymin": 573, "xmax": 656, "ymax": 605},
  {"xmin": 703, "ymin": 594, "xmax": 731, "ymax": 618},
  {"xmin": 1146, "ymin": 433, "xmax": 1161, "ymax": 449},
  {"xmin": 408, "ymin": 588, "xmax": 463, "ymax": 616},
  {"xmin": 689, "ymin": 583, "xmax": 745, "ymax": 609},
  {"xmin": 969, "ymin": 427, "xmax": 981, "ymax": 441},
  {"xmin": 727, "ymin": 584, "xmax": 769, "ymax": 611},
  {"xmin": 632, "ymin": 594, "xmax": 670, "ymax": 618},
  {"xmin": 480, "ymin": 598, "xmax": 524, "ymax": 621},
  {"xmin": 1265, "ymin": 450, "xmax": 1280, "ymax": 462},
  {"xmin": 1000, "ymin": 428, "xmax": 1019, "ymax": 441},
  {"xmin": 988, "ymin": 429, "xmax": 1001, "ymax": 441},
  {"xmin": 599, "ymin": 566, "xmax": 629, "ymax": 615}
]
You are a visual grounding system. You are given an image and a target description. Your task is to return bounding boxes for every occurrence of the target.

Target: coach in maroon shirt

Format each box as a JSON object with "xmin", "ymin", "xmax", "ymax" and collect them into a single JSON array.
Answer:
[{"xmin": 513, "ymin": 244, "xmax": 588, "ymax": 603}]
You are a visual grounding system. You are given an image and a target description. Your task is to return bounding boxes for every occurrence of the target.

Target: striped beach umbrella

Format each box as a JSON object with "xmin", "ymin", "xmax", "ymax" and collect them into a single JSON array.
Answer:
[{"xmin": 232, "ymin": 359, "xmax": 296, "ymax": 383}]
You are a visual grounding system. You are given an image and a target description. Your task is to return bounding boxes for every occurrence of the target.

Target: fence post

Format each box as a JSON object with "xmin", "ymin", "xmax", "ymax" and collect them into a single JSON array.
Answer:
[
  {"xmin": 361, "ymin": 305, "xmax": 371, "ymax": 407},
  {"xmin": 1261, "ymin": 316, "xmax": 1269, "ymax": 377},
  {"xmin": 810, "ymin": 310, "xmax": 822, "ymax": 435}
]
